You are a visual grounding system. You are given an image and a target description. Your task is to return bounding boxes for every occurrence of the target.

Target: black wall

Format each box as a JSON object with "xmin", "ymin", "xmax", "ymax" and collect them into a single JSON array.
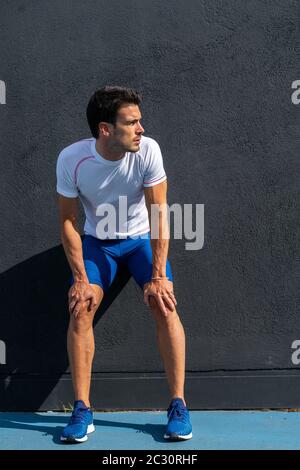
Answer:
[{"xmin": 0, "ymin": 0, "xmax": 299, "ymax": 410}]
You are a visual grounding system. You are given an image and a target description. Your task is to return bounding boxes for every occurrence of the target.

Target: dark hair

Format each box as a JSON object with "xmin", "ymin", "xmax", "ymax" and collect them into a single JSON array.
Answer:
[{"xmin": 86, "ymin": 86, "xmax": 142, "ymax": 138}]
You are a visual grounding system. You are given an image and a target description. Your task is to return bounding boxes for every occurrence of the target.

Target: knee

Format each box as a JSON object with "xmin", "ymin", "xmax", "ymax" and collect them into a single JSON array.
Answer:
[
  {"xmin": 148, "ymin": 296, "xmax": 179, "ymax": 328},
  {"xmin": 69, "ymin": 300, "xmax": 100, "ymax": 332}
]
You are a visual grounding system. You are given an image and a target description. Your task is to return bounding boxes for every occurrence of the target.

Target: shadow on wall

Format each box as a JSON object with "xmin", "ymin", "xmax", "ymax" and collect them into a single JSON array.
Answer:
[{"xmin": 0, "ymin": 242, "xmax": 131, "ymax": 411}]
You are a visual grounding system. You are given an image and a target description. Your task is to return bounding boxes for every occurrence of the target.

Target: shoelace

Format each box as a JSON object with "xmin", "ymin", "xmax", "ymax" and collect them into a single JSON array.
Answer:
[
  {"xmin": 168, "ymin": 402, "xmax": 188, "ymax": 422},
  {"xmin": 69, "ymin": 407, "xmax": 89, "ymax": 425}
]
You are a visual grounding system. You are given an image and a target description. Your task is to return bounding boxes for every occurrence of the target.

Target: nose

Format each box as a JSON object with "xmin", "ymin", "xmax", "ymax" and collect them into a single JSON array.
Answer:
[{"xmin": 136, "ymin": 122, "xmax": 144, "ymax": 134}]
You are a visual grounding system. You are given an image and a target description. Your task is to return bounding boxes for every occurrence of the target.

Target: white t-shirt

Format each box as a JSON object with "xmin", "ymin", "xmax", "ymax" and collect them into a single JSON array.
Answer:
[{"xmin": 56, "ymin": 135, "xmax": 167, "ymax": 239}]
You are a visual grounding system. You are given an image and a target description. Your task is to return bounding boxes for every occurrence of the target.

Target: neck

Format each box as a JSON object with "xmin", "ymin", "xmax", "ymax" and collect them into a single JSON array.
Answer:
[{"xmin": 95, "ymin": 139, "xmax": 125, "ymax": 161}]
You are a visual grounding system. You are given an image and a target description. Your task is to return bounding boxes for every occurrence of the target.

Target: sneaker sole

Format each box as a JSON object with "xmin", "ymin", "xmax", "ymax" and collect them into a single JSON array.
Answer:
[
  {"xmin": 60, "ymin": 423, "xmax": 95, "ymax": 443},
  {"xmin": 164, "ymin": 432, "xmax": 193, "ymax": 441}
]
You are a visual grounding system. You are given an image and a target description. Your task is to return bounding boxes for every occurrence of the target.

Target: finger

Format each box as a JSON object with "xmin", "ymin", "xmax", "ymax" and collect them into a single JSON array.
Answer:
[
  {"xmin": 169, "ymin": 292, "xmax": 177, "ymax": 306},
  {"xmin": 156, "ymin": 296, "xmax": 168, "ymax": 317},
  {"xmin": 72, "ymin": 300, "xmax": 83, "ymax": 318},
  {"xmin": 69, "ymin": 292, "xmax": 82, "ymax": 307},
  {"xmin": 143, "ymin": 291, "xmax": 150, "ymax": 307},
  {"xmin": 69, "ymin": 299, "xmax": 77, "ymax": 314},
  {"xmin": 143, "ymin": 287, "xmax": 150, "ymax": 306},
  {"xmin": 68, "ymin": 289, "xmax": 76, "ymax": 302},
  {"xmin": 91, "ymin": 297, "xmax": 98, "ymax": 310},
  {"xmin": 84, "ymin": 292, "xmax": 96, "ymax": 303},
  {"xmin": 70, "ymin": 293, "xmax": 80, "ymax": 306},
  {"xmin": 162, "ymin": 294, "xmax": 176, "ymax": 311},
  {"xmin": 88, "ymin": 295, "xmax": 98, "ymax": 312}
]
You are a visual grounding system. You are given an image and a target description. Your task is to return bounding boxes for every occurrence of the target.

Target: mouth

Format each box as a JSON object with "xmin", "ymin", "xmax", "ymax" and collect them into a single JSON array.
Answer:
[{"xmin": 133, "ymin": 138, "xmax": 141, "ymax": 144}]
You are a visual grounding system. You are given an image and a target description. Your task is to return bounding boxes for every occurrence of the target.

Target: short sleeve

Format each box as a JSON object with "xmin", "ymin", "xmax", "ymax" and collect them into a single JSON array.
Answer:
[
  {"xmin": 143, "ymin": 139, "xmax": 167, "ymax": 188},
  {"xmin": 56, "ymin": 151, "xmax": 79, "ymax": 198}
]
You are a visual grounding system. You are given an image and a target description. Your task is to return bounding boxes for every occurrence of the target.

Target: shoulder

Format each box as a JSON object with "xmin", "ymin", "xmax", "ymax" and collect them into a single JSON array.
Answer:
[
  {"xmin": 57, "ymin": 138, "xmax": 94, "ymax": 168},
  {"xmin": 139, "ymin": 135, "xmax": 161, "ymax": 152},
  {"xmin": 138, "ymin": 136, "xmax": 162, "ymax": 160}
]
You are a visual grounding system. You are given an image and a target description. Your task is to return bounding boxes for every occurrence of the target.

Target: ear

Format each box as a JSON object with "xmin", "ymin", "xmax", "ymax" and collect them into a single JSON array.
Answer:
[{"xmin": 98, "ymin": 122, "xmax": 111, "ymax": 137}]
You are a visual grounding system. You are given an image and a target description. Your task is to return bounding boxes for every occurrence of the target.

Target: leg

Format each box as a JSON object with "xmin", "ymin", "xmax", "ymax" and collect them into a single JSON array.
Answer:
[
  {"xmin": 148, "ymin": 294, "xmax": 192, "ymax": 441},
  {"xmin": 67, "ymin": 235, "xmax": 120, "ymax": 407},
  {"xmin": 124, "ymin": 234, "xmax": 184, "ymax": 401},
  {"xmin": 148, "ymin": 292, "xmax": 186, "ymax": 405},
  {"xmin": 67, "ymin": 283, "xmax": 103, "ymax": 407}
]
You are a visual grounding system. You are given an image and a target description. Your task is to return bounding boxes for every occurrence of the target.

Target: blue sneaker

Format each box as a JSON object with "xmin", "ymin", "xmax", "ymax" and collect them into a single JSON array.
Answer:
[
  {"xmin": 164, "ymin": 397, "xmax": 192, "ymax": 440},
  {"xmin": 60, "ymin": 400, "xmax": 95, "ymax": 443}
]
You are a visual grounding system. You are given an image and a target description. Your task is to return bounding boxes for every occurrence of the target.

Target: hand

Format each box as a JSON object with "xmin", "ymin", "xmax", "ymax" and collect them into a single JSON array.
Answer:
[
  {"xmin": 143, "ymin": 279, "xmax": 177, "ymax": 317},
  {"xmin": 68, "ymin": 281, "xmax": 98, "ymax": 317}
]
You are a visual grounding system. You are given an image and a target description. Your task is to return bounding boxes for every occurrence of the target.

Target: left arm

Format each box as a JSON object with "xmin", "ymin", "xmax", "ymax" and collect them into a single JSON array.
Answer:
[{"xmin": 143, "ymin": 180, "xmax": 177, "ymax": 316}]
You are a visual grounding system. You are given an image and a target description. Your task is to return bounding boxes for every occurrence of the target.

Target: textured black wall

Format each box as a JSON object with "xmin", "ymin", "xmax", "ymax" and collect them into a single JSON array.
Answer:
[{"xmin": 0, "ymin": 0, "xmax": 299, "ymax": 410}]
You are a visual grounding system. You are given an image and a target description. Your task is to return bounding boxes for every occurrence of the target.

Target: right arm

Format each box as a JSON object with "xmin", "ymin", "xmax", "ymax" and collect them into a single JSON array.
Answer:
[{"xmin": 58, "ymin": 195, "xmax": 97, "ymax": 315}]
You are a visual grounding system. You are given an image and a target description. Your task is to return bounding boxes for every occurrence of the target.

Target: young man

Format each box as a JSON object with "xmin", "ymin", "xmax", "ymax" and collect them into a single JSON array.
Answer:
[{"xmin": 56, "ymin": 86, "xmax": 192, "ymax": 442}]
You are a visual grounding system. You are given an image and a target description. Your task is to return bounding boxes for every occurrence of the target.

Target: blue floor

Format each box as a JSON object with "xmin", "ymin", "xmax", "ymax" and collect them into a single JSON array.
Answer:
[{"xmin": 0, "ymin": 410, "xmax": 299, "ymax": 450}]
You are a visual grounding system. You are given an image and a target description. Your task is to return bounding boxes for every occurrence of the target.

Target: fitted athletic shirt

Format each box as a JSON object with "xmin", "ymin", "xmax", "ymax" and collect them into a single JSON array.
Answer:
[{"xmin": 56, "ymin": 135, "xmax": 167, "ymax": 239}]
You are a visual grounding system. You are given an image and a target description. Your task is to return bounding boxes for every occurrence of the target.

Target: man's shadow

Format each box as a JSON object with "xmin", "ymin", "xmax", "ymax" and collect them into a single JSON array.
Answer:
[
  {"xmin": 0, "ymin": 412, "xmax": 167, "ymax": 445},
  {"xmin": 0, "ymin": 241, "xmax": 137, "ymax": 410}
]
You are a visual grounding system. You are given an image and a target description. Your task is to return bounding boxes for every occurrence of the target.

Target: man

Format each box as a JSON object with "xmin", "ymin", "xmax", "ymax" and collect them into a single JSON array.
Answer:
[{"xmin": 56, "ymin": 86, "xmax": 192, "ymax": 442}]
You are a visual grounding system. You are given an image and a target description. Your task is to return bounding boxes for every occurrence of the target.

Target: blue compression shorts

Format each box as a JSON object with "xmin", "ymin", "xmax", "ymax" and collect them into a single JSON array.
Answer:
[{"xmin": 71, "ymin": 231, "xmax": 173, "ymax": 292}]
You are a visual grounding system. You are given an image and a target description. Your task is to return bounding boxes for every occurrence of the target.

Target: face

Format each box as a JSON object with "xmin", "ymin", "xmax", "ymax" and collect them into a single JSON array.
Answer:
[{"xmin": 102, "ymin": 104, "xmax": 144, "ymax": 153}]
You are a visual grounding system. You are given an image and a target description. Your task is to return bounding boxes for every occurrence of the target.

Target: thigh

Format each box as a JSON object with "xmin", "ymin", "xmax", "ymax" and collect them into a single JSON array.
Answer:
[
  {"xmin": 126, "ymin": 236, "xmax": 173, "ymax": 290},
  {"xmin": 70, "ymin": 235, "xmax": 119, "ymax": 293}
]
